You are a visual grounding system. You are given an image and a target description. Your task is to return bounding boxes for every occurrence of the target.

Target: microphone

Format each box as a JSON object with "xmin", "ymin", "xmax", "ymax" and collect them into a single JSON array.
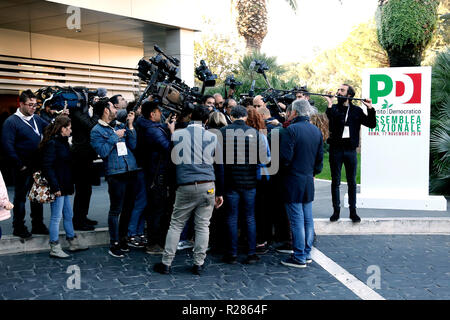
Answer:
[
  {"xmin": 249, "ymin": 60, "xmax": 256, "ymax": 71},
  {"xmin": 96, "ymin": 88, "xmax": 107, "ymax": 98},
  {"xmin": 249, "ymin": 80, "xmax": 256, "ymax": 97}
]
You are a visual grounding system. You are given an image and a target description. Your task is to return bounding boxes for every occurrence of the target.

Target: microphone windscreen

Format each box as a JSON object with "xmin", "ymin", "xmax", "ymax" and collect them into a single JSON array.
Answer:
[{"xmin": 97, "ymin": 88, "xmax": 107, "ymax": 97}]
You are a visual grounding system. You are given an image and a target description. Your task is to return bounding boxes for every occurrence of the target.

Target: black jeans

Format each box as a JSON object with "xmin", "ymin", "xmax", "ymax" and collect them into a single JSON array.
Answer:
[
  {"xmin": 145, "ymin": 174, "xmax": 169, "ymax": 246},
  {"xmin": 72, "ymin": 157, "xmax": 94, "ymax": 223},
  {"xmin": 329, "ymin": 146, "xmax": 357, "ymax": 210},
  {"xmin": 12, "ymin": 167, "xmax": 44, "ymax": 231},
  {"xmin": 255, "ymin": 178, "xmax": 273, "ymax": 244},
  {"xmin": 106, "ymin": 171, "xmax": 137, "ymax": 244}
]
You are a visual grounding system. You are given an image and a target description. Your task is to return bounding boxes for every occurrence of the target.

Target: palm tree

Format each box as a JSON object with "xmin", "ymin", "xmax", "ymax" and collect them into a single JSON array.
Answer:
[
  {"xmin": 430, "ymin": 49, "xmax": 450, "ymax": 195},
  {"xmin": 235, "ymin": 0, "xmax": 297, "ymax": 52}
]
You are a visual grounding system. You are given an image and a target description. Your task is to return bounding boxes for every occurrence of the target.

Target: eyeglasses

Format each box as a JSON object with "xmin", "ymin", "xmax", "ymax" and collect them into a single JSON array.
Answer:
[{"xmin": 24, "ymin": 103, "xmax": 37, "ymax": 108}]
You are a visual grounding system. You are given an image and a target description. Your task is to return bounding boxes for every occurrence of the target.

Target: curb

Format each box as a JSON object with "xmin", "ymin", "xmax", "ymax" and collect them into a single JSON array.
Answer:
[
  {"xmin": 314, "ymin": 218, "xmax": 450, "ymax": 235},
  {"xmin": 1, "ymin": 218, "xmax": 450, "ymax": 255}
]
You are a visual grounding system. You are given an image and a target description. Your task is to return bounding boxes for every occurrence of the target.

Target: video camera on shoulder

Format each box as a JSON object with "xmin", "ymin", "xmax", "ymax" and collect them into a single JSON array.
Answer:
[
  {"xmin": 35, "ymin": 86, "xmax": 106, "ymax": 112},
  {"xmin": 135, "ymin": 45, "xmax": 217, "ymax": 115}
]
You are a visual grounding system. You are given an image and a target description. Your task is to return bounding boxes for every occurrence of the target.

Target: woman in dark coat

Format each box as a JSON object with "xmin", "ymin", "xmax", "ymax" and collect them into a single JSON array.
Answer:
[{"xmin": 40, "ymin": 115, "xmax": 88, "ymax": 258}]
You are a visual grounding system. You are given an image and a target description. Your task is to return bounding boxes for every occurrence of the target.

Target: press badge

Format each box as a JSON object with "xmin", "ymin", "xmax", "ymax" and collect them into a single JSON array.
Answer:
[
  {"xmin": 342, "ymin": 126, "xmax": 350, "ymax": 138},
  {"xmin": 117, "ymin": 142, "xmax": 128, "ymax": 156}
]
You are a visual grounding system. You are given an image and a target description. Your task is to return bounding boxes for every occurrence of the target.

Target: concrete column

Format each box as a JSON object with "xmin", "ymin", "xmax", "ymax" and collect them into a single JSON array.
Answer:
[
  {"xmin": 142, "ymin": 28, "xmax": 195, "ymax": 87},
  {"xmin": 165, "ymin": 29, "xmax": 195, "ymax": 87}
]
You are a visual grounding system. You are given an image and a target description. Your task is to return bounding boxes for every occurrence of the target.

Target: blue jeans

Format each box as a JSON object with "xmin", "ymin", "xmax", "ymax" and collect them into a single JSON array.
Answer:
[
  {"xmin": 127, "ymin": 171, "xmax": 146, "ymax": 237},
  {"xmin": 49, "ymin": 195, "xmax": 75, "ymax": 243},
  {"xmin": 285, "ymin": 202, "xmax": 314, "ymax": 264},
  {"xmin": 225, "ymin": 188, "xmax": 257, "ymax": 256}
]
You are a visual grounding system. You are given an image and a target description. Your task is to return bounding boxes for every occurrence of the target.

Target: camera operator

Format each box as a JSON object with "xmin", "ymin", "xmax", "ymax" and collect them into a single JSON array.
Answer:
[
  {"xmin": 110, "ymin": 95, "xmax": 128, "ymax": 124},
  {"xmin": 90, "ymin": 99, "xmax": 139, "ymax": 257},
  {"xmin": 69, "ymin": 91, "xmax": 103, "ymax": 231},
  {"xmin": 135, "ymin": 100, "xmax": 175, "ymax": 255},
  {"xmin": 39, "ymin": 104, "xmax": 57, "ymax": 123}
]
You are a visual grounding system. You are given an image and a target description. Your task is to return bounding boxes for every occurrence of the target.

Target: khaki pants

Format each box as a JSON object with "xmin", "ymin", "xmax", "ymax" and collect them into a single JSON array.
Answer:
[{"xmin": 162, "ymin": 182, "xmax": 215, "ymax": 266}]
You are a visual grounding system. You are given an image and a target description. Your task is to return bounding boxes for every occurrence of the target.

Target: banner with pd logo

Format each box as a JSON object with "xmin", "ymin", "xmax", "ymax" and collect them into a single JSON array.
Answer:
[{"xmin": 351, "ymin": 67, "xmax": 446, "ymax": 211}]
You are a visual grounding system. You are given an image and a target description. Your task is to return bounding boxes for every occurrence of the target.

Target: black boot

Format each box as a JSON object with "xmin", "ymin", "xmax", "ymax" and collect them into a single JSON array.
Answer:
[
  {"xmin": 329, "ymin": 208, "xmax": 340, "ymax": 222},
  {"xmin": 349, "ymin": 208, "xmax": 361, "ymax": 223}
]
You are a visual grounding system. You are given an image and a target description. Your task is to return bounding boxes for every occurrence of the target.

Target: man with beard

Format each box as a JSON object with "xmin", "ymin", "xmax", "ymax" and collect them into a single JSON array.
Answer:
[{"xmin": 325, "ymin": 84, "xmax": 375, "ymax": 223}]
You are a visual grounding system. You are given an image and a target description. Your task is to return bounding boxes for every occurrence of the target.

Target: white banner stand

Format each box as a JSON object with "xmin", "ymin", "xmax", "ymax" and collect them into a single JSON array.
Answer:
[{"xmin": 344, "ymin": 67, "xmax": 447, "ymax": 211}]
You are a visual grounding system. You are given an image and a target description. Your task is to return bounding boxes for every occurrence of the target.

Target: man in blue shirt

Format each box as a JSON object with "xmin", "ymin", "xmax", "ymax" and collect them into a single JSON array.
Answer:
[{"xmin": 2, "ymin": 90, "xmax": 49, "ymax": 239}]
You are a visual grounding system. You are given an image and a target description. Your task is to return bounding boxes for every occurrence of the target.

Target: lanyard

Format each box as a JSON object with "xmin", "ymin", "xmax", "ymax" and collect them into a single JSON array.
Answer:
[
  {"xmin": 344, "ymin": 106, "xmax": 350, "ymax": 125},
  {"xmin": 16, "ymin": 115, "xmax": 40, "ymax": 136}
]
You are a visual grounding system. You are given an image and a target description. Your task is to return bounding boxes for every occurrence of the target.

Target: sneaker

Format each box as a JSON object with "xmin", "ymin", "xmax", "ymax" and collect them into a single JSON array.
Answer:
[
  {"xmin": 119, "ymin": 242, "xmax": 130, "ymax": 252},
  {"xmin": 281, "ymin": 257, "xmax": 306, "ymax": 268},
  {"xmin": 138, "ymin": 235, "xmax": 148, "ymax": 245},
  {"xmin": 275, "ymin": 243, "xmax": 294, "ymax": 254},
  {"xmin": 31, "ymin": 224, "xmax": 49, "ymax": 235},
  {"xmin": 145, "ymin": 244, "xmax": 164, "ymax": 255},
  {"xmin": 256, "ymin": 242, "xmax": 269, "ymax": 255},
  {"xmin": 108, "ymin": 243, "xmax": 125, "ymax": 258},
  {"xmin": 244, "ymin": 254, "xmax": 260, "ymax": 264},
  {"xmin": 13, "ymin": 228, "xmax": 32, "ymax": 240},
  {"xmin": 177, "ymin": 240, "xmax": 194, "ymax": 251},
  {"xmin": 127, "ymin": 236, "xmax": 145, "ymax": 248},
  {"xmin": 306, "ymin": 259, "xmax": 313, "ymax": 264},
  {"xmin": 222, "ymin": 254, "xmax": 238, "ymax": 264},
  {"xmin": 153, "ymin": 262, "xmax": 170, "ymax": 274}
]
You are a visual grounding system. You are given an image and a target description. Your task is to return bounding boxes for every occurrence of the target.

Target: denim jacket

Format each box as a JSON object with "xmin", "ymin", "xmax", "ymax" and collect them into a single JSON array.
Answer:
[{"xmin": 90, "ymin": 119, "xmax": 139, "ymax": 176}]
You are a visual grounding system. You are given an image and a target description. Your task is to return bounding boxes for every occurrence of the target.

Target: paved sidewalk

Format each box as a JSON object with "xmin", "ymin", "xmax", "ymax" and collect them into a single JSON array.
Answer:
[
  {"xmin": 2, "ymin": 179, "xmax": 449, "ymax": 236},
  {"xmin": 0, "ymin": 235, "xmax": 448, "ymax": 300}
]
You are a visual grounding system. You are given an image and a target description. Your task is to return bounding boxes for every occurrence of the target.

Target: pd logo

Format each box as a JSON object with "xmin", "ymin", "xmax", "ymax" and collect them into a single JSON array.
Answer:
[{"xmin": 370, "ymin": 73, "xmax": 422, "ymax": 105}]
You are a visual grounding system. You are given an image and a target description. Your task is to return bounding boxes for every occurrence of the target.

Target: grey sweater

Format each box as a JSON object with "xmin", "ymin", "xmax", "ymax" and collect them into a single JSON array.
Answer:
[{"xmin": 171, "ymin": 123, "xmax": 219, "ymax": 186}]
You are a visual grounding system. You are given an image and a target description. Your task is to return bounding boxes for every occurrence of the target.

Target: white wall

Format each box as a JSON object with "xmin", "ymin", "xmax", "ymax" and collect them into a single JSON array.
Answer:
[
  {"xmin": 0, "ymin": 28, "xmax": 143, "ymax": 68},
  {"xmin": 46, "ymin": 0, "xmax": 203, "ymax": 31}
]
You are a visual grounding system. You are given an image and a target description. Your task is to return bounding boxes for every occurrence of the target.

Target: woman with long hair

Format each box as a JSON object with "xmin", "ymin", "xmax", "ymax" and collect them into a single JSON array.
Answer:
[
  {"xmin": 245, "ymin": 107, "xmax": 272, "ymax": 254},
  {"xmin": 40, "ymin": 115, "xmax": 88, "ymax": 258},
  {"xmin": 246, "ymin": 107, "xmax": 266, "ymax": 132}
]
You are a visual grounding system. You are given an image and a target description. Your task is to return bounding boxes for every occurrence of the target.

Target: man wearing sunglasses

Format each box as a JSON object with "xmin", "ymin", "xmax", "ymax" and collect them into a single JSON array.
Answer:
[{"xmin": 2, "ymin": 89, "xmax": 50, "ymax": 239}]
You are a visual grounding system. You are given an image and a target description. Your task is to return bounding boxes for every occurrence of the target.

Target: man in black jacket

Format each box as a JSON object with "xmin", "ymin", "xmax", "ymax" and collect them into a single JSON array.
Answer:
[
  {"xmin": 220, "ymin": 106, "xmax": 266, "ymax": 264},
  {"xmin": 325, "ymin": 84, "xmax": 375, "ymax": 222},
  {"xmin": 135, "ymin": 101, "xmax": 175, "ymax": 255},
  {"xmin": 70, "ymin": 99, "xmax": 100, "ymax": 231}
]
